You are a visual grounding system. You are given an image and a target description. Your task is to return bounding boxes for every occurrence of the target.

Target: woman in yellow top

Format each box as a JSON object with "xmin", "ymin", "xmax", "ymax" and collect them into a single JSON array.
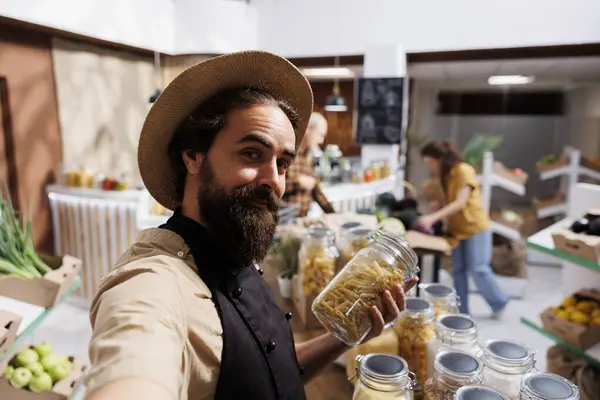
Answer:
[{"xmin": 419, "ymin": 140, "xmax": 509, "ymax": 317}]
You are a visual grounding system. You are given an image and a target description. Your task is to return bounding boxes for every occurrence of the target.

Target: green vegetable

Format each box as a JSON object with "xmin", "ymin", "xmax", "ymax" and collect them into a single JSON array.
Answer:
[{"xmin": 461, "ymin": 135, "xmax": 503, "ymax": 170}]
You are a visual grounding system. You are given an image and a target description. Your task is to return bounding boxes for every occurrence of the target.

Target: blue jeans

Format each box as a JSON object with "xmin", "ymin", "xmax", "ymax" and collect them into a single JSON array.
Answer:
[{"xmin": 451, "ymin": 230, "xmax": 509, "ymax": 314}]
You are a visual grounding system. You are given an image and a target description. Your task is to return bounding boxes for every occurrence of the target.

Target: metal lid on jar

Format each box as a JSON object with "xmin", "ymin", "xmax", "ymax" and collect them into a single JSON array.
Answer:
[
  {"xmin": 340, "ymin": 221, "xmax": 362, "ymax": 232},
  {"xmin": 436, "ymin": 314, "xmax": 478, "ymax": 344},
  {"xmin": 307, "ymin": 226, "xmax": 334, "ymax": 237},
  {"xmin": 349, "ymin": 228, "xmax": 374, "ymax": 238},
  {"xmin": 356, "ymin": 353, "xmax": 412, "ymax": 390},
  {"xmin": 422, "ymin": 283, "xmax": 456, "ymax": 298},
  {"xmin": 435, "ymin": 350, "xmax": 483, "ymax": 377},
  {"xmin": 455, "ymin": 386, "xmax": 509, "ymax": 400},
  {"xmin": 483, "ymin": 340, "xmax": 535, "ymax": 371},
  {"xmin": 521, "ymin": 372, "xmax": 579, "ymax": 400},
  {"xmin": 405, "ymin": 298, "xmax": 435, "ymax": 319}
]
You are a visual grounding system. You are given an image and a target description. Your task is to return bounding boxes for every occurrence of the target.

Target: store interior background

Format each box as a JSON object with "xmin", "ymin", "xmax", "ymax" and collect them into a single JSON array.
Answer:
[{"xmin": 2, "ymin": 0, "xmax": 600, "ymax": 398}]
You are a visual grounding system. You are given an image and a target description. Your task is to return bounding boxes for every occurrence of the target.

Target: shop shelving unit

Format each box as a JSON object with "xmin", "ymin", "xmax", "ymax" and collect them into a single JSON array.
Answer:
[{"xmin": 521, "ymin": 182, "xmax": 600, "ymax": 366}]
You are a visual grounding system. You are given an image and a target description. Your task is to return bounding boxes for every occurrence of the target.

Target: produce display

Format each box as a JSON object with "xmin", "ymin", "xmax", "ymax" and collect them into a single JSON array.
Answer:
[
  {"xmin": 0, "ymin": 188, "xmax": 52, "ymax": 279},
  {"xmin": 312, "ymin": 252, "xmax": 409, "ymax": 346},
  {"xmin": 550, "ymin": 294, "xmax": 600, "ymax": 326},
  {"xmin": 461, "ymin": 135, "xmax": 503, "ymax": 171},
  {"xmin": 538, "ymin": 153, "xmax": 561, "ymax": 167},
  {"xmin": 2, "ymin": 343, "xmax": 73, "ymax": 393},
  {"xmin": 64, "ymin": 170, "xmax": 128, "ymax": 191},
  {"xmin": 568, "ymin": 210, "xmax": 600, "ymax": 237},
  {"xmin": 377, "ymin": 217, "xmax": 406, "ymax": 236}
]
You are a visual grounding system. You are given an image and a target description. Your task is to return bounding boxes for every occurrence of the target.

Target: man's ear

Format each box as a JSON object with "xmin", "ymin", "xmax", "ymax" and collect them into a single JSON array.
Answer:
[{"xmin": 182, "ymin": 150, "xmax": 204, "ymax": 175}]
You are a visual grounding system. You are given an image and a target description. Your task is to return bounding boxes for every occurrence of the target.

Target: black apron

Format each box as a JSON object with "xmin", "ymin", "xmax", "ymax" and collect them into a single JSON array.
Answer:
[{"xmin": 160, "ymin": 212, "xmax": 306, "ymax": 400}]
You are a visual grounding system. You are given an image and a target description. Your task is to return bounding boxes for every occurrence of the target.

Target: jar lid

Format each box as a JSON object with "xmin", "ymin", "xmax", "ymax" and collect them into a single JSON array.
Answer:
[
  {"xmin": 436, "ymin": 350, "xmax": 482, "ymax": 377},
  {"xmin": 484, "ymin": 340, "xmax": 534, "ymax": 366},
  {"xmin": 357, "ymin": 354, "xmax": 412, "ymax": 390},
  {"xmin": 436, "ymin": 314, "xmax": 478, "ymax": 345},
  {"xmin": 341, "ymin": 221, "xmax": 362, "ymax": 230},
  {"xmin": 405, "ymin": 298, "xmax": 435, "ymax": 319},
  {"xmin": 521, "ymin": 372, "xmax": 579, "ymax": 399},
  {"xmin": 422, "ymin": 283, "xmax": 456, "ymax": 298},
  {"xmin": 455, "ymin": 386, "xmax": 509, "ymax": 400},
  {"xmin": 349, "ymin": 228, "xmax": 373, "ymax": 238},
  {"xmin": 439, "ymin": 314, "xmax": 476, "ymax": 331},
  {"xmin": 307, "ymin": 226, "xmax": 334, "ymax": 238}
]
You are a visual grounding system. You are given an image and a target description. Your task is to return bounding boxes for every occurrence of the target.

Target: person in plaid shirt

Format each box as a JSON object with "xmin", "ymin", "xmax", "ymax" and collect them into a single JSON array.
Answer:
[{"xmin": 283, "ymin": 112, "xmax": 335, "ymax": 217}]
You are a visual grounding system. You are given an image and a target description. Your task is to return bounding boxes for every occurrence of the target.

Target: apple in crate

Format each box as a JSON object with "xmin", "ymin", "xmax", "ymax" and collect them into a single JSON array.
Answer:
[
  {"xmin": 14, "ymin": 349, "xmax": 39, "ymax": 368},
  {"xmin": 27, "ymin": 362, "xmax": 45, "ymax": 377},
  {"xmin": 3, "ymin": 365, "xmax": 14, "ymax": 380},
  {"xmin": 47, "ymin": 361, "xmax": 72, "ymax": 383},
  {"xmin": 9, "ymin": 367, "xmax": 32, "ymax": 389},
  {"xmin": 29, "ymin": 372, "xmax": 54, "ymax": 393},
  {"xmin": 33, "ymin": 342, "xmax": 53, "ymax": 359}
]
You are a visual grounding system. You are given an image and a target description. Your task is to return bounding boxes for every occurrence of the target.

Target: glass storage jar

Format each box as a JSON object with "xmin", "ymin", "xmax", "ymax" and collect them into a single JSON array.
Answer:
[
  {"xmin": 420, "ymin": 283, "xmax": 460, "ymax": 318},
  {"xmin": 426, "ymin": 314, "xmax": 480, "ymax": 380},
  {"xmin": 395, "ymin": 298, "xmax": 436, "ymax": 392},
  {"xmin": 482, "ymin": 340, "xmax": 536, "ymax": 399},
  {"xmin": 519, "ymin": 372, "xmax": 579, "ymax": 400},
  {"xmin": 340, "ymin": 227, "xmax": 373, "ymax": 265},
  {"xmin": 299, "ymin": 226, "xmax": 339, "ymax": 297},
  {"xmin": 312, "ymin": 230, "xmax": 419, "ymax": 346},
  {"xmin": 455, "ymin": 385, "xmax": 510, "ymax": 400},
  {"xmin": 424, "ymin": 350, "xmax": 483, "ymax": 400},
  {"xmin": 352, "ymin": 353, "xmax": 415, "ymax": 400}
]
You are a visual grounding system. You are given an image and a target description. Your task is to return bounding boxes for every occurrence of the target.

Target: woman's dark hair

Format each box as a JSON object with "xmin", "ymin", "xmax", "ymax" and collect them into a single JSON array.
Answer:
[
  {"xmin": 420, "ymin": 140, "xmax": 463, "ymax": 190},
  {"xmin": 168, "ymin": 87, "xmax": 300, "ymax": 201}
]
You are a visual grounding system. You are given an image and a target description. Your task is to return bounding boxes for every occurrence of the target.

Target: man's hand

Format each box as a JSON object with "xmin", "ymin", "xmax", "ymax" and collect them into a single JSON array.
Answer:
[
  {"xmin": 297, "ymin": 175, "xmax": 317, "ymax": 191},
  {"xmin": 362, "ymin": 276, "xmax": 419, "ymax": 343}
]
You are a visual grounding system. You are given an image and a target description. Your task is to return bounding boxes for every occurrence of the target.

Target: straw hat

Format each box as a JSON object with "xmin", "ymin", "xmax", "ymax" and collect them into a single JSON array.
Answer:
[{"xmin": 138, "ymin": 50, "xmax": 314, "ymax": 211}]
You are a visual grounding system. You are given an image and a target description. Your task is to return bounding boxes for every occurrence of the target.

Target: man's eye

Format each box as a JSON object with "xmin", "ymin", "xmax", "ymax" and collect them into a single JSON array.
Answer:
[
  {"xmin": 277, "ymin": 160, "xmax": 290, "ymax": 170},
  {"xmin": 243, "ymin": 151, "xmax": 260, "ymax": 160}
]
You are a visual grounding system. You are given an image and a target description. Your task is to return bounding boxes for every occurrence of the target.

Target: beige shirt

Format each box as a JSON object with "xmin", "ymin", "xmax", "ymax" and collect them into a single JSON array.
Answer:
[{"xmin": 85, "ymin": 228, "xmax": 224, "ymax": 400}]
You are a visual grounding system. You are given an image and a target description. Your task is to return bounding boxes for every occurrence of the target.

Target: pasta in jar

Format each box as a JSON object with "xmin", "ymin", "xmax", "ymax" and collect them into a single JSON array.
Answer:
[
  {"xmin": 352, "ymin": 354, "xmax": 415, "ymax": 400},
  {"xmin": 299, "ymin": 227, "xmax": 339, "ymax": 297},
  {"xmin": 394, "ymin": 298, "xmax": 435, "ymax": 395},
  {"xmin": 424, "ymin": 350, "xmax": 483, "ymax": 400},
  {"xmin": 340, "ymin": 228, "xmax": 373, "ymax": 265},
  {"xmin": 312, "ymin": 231, "xmax": 419, "ymax": 346},
  {"xmin": 420, "ymin": 283, "xmax": 460, "ymax": 318}
]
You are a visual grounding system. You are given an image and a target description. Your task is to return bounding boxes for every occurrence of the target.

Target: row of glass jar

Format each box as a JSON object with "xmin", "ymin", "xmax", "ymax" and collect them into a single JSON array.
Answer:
[{"xmin": 353, "ymin": 351, "xmax": 580, "ymax": 400}]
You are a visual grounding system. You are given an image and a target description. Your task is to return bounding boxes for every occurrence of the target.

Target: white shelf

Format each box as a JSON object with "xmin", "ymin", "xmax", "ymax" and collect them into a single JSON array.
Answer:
[
  {"xmin": 527, "ymin": 218, "xmax": 574, "ymax": 252},
  {"xmin": 492, "ymin": 174, "xmax": 527, "ymax": 196},
  {"xmin": 490, "ymin": 221, "xmax": 522, "ymax": 241},
  {"xmin": 536, "ymin": 202, "xmax": 568, "ymax": 219},
  {"xmin": 580, "ymin": 166, "xmax": 600, "ymax": 181},
  {"xmin": 539, "ymin": 165, "xmax": 571, "ymax": 180}
]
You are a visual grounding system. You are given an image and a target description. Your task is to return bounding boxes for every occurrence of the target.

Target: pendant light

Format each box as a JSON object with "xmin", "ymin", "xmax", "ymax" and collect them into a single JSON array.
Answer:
[
  {"xmin": 324, "ymin": 55, "xmax": 348, "ymax": 112},
  {"xmin": 148, "ymin": 51, "xmax": 162, "ymax": 106}
]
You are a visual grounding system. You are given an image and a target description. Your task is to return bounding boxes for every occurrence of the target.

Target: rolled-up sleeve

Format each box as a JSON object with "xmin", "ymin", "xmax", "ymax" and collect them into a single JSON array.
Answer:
[{"xmin": 85, "ymin": 266, "xmax": 187, "ymax": 399}]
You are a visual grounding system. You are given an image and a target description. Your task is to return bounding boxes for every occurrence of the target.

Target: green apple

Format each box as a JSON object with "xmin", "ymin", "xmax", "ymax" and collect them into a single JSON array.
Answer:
[
  {"xmin": 47, "ymin": 362, "xmax": 72, "ymax": 383},
  {"xmin": 28, "ymin": 372, "xmax": 53, "ymax": 393},
  {"xmin": 9, "ymin": 367, "xmax": 32, "ymax": 389},
  {"xmin": 40, "ymin": 354, "xmax": 61, "ymax": 371},
  {"xmin": 33, "ymin": 343, "xmax": 53, "ymax": 359},
  {"xmin": 3, "ymin": 365, "xmax": 15, "ymax": 380},
  {"xmin": 27, "ymin": 362, "xmax": 45, "ymax": 377},
  {"xmin": 15, "ymin": 349, "xmax": 39, "ymax": 367}
]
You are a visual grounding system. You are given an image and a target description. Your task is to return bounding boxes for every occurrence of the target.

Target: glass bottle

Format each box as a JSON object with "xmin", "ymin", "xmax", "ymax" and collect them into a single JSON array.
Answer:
[
  {"xmin": 312, "ymin": 230, "xmax": 419, "ymax": 346},
  {"xmin": 482, "ymin": 340, "xmax": 536, "ymax": 399},
  {"xmin": 455, "ymin": 385, "xmax": 510, "ymax": 400},
  {"xmin": 394, "ymin": 298, "xmax": 436, "ymax": 394},
  {"xmin": 420, "ymin": 283, "xmax": 460, "ymax": 318},
  {"xmin": 298, "ymin": 226, "xmax": 339, "ymax": 298},
  {"xmin": 519, "ymin": 372, "xmax": 580, "ymax": 400},
  {"xmin": 423, "ymin": 350, "xmax": 483, "ymax": 400},
  {"xmin": 352, "ymin": 353, "xmax": 415, "ymax": 400},
  {"xmin": 426, "ymin": 314, "xmax": 480, "ymax": 380}
]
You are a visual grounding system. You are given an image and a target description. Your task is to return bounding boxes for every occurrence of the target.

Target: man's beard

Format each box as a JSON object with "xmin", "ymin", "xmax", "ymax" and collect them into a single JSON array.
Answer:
[{"xmin": 197, "ymin": 160, "xmax": 280, "ymax": 267}]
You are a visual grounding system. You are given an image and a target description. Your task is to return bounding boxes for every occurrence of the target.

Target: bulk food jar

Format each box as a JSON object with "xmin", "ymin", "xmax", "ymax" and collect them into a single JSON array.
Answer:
[
  {"xmin": 340, "ymin": 228, "xmax": 373, "ymax": 265},
  {"xmin": 482, "ymin": 340, "xmax": 536, "ymax": 399},
  {"xmin": 312, "ymin": 231, "xmax": 419, "ymax": 346},
  {"xmin": 519, "ymin": 372, "xmax": 580, "ymax": 400},
  {"xmin": 420, "ymin": 283, "xmax": 460, "ymax": 318},
  {"xmin": 423, "ymin": 350, "xmax": 484, "ymax": 399},
  {"xmin": 394, "ymin": 298, "xmax": 436, "ymax": 392},
  {"xmin": 426, "ymin": 314, "xmax": 480, "ymax": 380},
  {"xmin": 455, "ymin": 385, "xmax": 510, "ymax": 400},
  {"xmin": 299, "ymin": 226, "xmax": 339, "ymax": 297},
  {"xmin": 352, "ymin": 353, "xmax": 416, "ymax": 400}
]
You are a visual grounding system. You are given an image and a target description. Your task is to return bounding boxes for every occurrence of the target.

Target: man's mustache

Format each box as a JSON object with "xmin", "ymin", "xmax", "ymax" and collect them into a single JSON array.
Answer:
[{"xmin": 234, "ymin": 185, "xmax": 280, "ymax": 212}]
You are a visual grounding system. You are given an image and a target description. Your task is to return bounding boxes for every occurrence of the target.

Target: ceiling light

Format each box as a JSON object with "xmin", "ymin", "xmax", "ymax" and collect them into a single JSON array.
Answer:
[
  {"xmin": 488, "ymin": 75, "xmax": 535, "ymax": 86},
  {"xmin": 324, "ymin": 85, "xmax": 348, "ymax": 112},
  {"xmin": 301, "ymin": 67, "xmax": 355, "ymax": 79}
]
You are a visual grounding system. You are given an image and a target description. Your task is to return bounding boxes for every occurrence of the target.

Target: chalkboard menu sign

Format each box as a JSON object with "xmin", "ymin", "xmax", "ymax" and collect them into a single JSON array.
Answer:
[{"xmin": 355, "ymin": 77, "xmax": 406, "ymax": 145}]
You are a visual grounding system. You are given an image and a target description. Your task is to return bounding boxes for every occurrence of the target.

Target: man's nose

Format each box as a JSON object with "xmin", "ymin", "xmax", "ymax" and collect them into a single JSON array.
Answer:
[{"xmin": 257, "ymin": 159, "xmax": 279, "ymax": 192}]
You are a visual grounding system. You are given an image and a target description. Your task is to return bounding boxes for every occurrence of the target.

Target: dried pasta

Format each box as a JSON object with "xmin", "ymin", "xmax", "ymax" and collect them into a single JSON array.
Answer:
[
  {"xmin": 312, "ymin": 254, "xmax": 407, "ymax": 346},
  {"xmin": 300, "ymin": 244, "xmax": 337, "ymax": 297}
]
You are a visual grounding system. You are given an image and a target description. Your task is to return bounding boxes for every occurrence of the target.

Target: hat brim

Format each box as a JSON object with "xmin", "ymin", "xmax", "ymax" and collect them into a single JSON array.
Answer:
[{"xmin": 138, "ymin": 50, "xmax": 314, "ymax": 211}]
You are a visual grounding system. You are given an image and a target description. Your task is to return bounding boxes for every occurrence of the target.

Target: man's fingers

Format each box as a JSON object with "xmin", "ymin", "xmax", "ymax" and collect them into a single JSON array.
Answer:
[
  {"xmin": 403, "ymin": 277, "xmax": 419, "ymax": 293},
  {"xmin": 382, "ymin": 290, "xmax": 401, "ymax": 323},
  {"xmin": 393, "ymin": 284, "xmax": 407, "ymax": 312},
  {"xmin": 369, "ymin": 306, "xmax": 385, "ymax": 334}
]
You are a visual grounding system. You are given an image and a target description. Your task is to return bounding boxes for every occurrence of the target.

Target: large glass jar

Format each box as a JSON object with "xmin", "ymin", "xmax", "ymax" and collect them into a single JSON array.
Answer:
[
  {"xmin": 420, "ymin": 283, "xmax": 460, "ymax": 318},
  {"xmin": 426, "ymin": 314, "xmax": 480, "ymax": 380},
  {"xmin": 519, "ymin": 372, "xmax": 579, "ymax": 400},
  {"xmin": 395, "ymin": 298, "xmax": 436, "ymax": 393},
  {"xmin": 455, "ymin": 386, "xmax": 509, "ymax": 400},
  {"xmin": 299, "ymin": 226, "xmax": 339, "ymax": 297},
  {"xmin": 482, "ymin": 340, "xmax": 536, "ymax": 399},
  {"xmin": 340, "ymin": 227, "xmax": 373, "ymax": 264},
  {"xmin": 312, "ymin": 231, "xmax": 419, "ymax": 346},
  {"xmin": 352, "ymin": 353, "xmax": 415, "ymax": 400},
  {"xmin": 423, "ymin": 350, "xmax": 483, "ymax": 399}
]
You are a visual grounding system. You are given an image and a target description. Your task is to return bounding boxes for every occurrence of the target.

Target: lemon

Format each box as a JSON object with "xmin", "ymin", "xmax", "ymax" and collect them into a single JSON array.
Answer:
[
  {"xmin": 592, "ymin": 317, "xmax": 600, "ymax": 326},
  {"xmin": 592, "ymin": 309, "xmax": 600, "ymax": 319},
  {"xmin": 556, "ymin": 310, "xmax": 570, "ymax": 320},
  {"xmin": 570, "ymin": 311, "xmax": 591, "ymax": 325},
  {"xmin": 551, "ymin": 306, "xmax": 561, "ymax": 314},
  {"xmin": 576, "ymin": 301, "xmax": 595, "ymax": 314},
  {"xmin": 562, "ymin": 296, "xmax": 577, "ymax": 308}
]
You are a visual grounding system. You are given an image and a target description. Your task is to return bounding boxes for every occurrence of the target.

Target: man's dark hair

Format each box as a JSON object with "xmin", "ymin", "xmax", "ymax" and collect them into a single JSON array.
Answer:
[{"xmin": 168, "ymin": 88, "xmax": 301, "ymax": 201}]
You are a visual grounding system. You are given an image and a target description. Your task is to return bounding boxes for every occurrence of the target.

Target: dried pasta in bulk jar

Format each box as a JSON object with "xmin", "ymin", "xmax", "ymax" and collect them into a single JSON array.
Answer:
[
  {"xmin": 352, "ymin": 353, "xmax": 416, "ymax": 400},
  {"xmin": 455, "ymin": 386, "xmax": 510, "ymax": 400},
  {"xmin": 482, "ymin": 340, "xmax": 536, "ymax": 399},
  {"xmin": 420, "ymin": 283, "xmax": 459, "ymax": 318},
  {"xmin": 426, "ymin": 314, "xmax": 480, "ymax": 381},
  {"xmin": 341, "ymin": 228, "xmax": 373, "ymax": 265},
  {"xmin": 423, "ymin": 350, "xmax": 483, "ymax": 400},
  {"xmin": 394, "ymin": 298, "xmax": 435, "ymax": 393},
  {"xmin": 519, "ymin": 372, "xmax": 579, "ymax": 400},
  {"xmin": 299, "ymin": 227, "xmax": 339, "ymax": 297},
  {"xmin": 312, "ymin": 231, "xmax": 419, "ymax": 346},
  {"xmin": 337, "ymin": 222, "xmax": 364, "ymax": 271}
]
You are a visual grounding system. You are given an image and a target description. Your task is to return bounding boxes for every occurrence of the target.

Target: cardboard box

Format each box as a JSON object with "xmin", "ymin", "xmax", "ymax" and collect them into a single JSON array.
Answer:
[
  {"xmin": 536, "ymin": 157, "xmax": 569, "ymax": 172},
  {"xmin": 493, "ymin": 161, "xmax": 529, "ymax": 185},
  {"xmin": 532, "ymin": 193, "xmax": 567, "ymax": 210},
  {"xmin": 0, "ymin": 352, "xmax": 87, "ymax": 400},
  {"xmin": 540, "ymin": 289, "xmax": 600, "ymax": 350},
  {"xmin": 292, "ymin": 275, "xmax": 322, "ymax": 330},
  {"xmin": 0, "ymin": 310, "xmax": 22, "ymax": 355},
  {"xmin": 0, "ymin": 256, "xmax": 81, "ymax": 308},
  {"xmin": 552, "ymin": 229, "xmax": 600, "ymax": 264},
  {"xmin": 404, "ymin": 231, "xmax": 451, "ymax": 255}
]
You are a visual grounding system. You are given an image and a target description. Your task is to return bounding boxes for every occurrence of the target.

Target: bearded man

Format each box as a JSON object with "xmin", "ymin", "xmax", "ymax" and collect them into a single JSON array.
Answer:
[{"xmin": 85, "ymin": 51, "xmax": 417, "ymax": 400}]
